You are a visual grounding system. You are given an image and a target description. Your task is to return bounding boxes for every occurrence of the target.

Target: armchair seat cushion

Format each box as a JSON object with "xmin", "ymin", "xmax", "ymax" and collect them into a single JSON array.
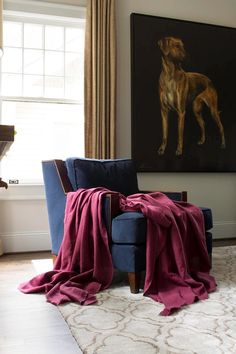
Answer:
[
  {"xmin": 112, "ymin": 212, "xmax": 147, "ymax": 245},
  {"xmin": 112, "ymin": 207, "xmax": 213, "ymax": 246},
  {"xmin": 200, "ymin": 207, "xmax": 213, "ymax": 230}
]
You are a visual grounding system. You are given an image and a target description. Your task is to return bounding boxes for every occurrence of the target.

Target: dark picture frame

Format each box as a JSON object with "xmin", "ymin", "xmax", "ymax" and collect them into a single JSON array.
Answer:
[{"xmin": 131, "ymin": 13, "xmax": 236, "ymax": 172}]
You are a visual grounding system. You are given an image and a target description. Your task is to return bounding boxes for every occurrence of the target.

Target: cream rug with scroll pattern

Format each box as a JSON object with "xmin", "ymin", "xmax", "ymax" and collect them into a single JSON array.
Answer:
[{"xmin": 59, "ymin": 246, "xmax": 236, "ymax": 353}]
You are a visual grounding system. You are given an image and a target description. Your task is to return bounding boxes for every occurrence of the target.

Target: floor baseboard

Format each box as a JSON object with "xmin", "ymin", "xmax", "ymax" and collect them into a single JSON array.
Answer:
[{"xmin": 213, "ymin": 238, "xmax": 236, "ymax": 247}]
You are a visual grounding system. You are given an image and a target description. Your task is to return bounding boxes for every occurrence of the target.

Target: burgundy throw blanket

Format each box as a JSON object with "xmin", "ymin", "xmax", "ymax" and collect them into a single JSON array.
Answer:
[{"xmin": 19, "ymin": 188, "xmax": 216, "ymax": 315}]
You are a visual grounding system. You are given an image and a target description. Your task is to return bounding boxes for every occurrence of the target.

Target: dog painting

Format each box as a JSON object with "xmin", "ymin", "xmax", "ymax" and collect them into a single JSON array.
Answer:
[
  {"xmin": 131, "ymin": 13, "xmax": 236, "ymax": 172},
  {"xmin": 158, "ymin": 37, "xmax": 226, "ymax": 156}
]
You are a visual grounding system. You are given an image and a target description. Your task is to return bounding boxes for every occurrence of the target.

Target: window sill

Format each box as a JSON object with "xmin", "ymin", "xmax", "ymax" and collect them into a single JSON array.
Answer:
[{"xmin": 0, "ymin": 183, "xmax": 46, "ymax": 200}]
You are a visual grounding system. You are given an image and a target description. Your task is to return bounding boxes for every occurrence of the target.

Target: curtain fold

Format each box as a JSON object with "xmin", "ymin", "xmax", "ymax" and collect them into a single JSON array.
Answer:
[{"xmin": 84, "ymin": 0, "xmax": 116, "ymax": 159}]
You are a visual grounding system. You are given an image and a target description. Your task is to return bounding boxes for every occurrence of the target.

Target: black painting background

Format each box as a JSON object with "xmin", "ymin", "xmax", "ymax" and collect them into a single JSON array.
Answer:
[{"xmin": 131, "ymin": 13, "xmax": 236, "ymax": 172}]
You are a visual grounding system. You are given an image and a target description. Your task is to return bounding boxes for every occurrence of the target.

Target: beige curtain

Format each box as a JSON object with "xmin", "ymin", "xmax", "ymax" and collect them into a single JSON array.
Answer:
[
  {"xmin": 0, "ymin": 0, "xmax": 3, "ymax": 56},
  {"xmin": 84, "ymin": 0, "xmax": 116, "ymax": 159}
]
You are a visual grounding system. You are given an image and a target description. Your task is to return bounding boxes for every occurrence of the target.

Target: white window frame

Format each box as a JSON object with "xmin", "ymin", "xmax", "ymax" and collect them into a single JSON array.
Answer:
[{"xmin": 1, "ymin": 8, "xmax": 85, "ymax": 104}]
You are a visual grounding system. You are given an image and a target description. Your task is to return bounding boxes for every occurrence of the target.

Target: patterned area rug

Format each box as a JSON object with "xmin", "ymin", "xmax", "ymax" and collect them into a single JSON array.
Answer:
[{"xmin": 59, "ymin": 246, "xmax": 236, "ymax": 354}]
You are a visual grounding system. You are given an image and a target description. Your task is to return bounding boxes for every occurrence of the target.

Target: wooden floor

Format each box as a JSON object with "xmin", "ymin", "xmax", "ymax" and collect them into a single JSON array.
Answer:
[
  {"xmin": 0, "ymin": 251, "xmax": 82, "ymax": 354},
  {"xmin": 0, "ymin": 239, "xmax": 236, "ymax": 354}
]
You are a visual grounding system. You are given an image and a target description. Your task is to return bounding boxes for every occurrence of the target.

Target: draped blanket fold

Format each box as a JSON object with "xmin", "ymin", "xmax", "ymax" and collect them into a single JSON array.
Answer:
[{"xmin": 19, "ymin": 188, "xmax": 216, "ymax": 315}]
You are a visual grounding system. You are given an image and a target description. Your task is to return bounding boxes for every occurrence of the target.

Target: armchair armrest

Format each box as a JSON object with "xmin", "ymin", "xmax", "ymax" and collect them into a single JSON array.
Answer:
[
  {"xmin": 163, "ymin": 191, "xmax": 187, "ymax": 202},
  {"xmin": 102, "ymin": 193, "xmax": 120, "ymax": 236},
  {"xmin": 53, "ymin": 159, "xmax": 74, "ymax": 194},
  {"xmin": 139, "ymin": 190, "xmax": 187, "ymax": 202},
  {"xmin": 101, "ymin": 190, "xmax": 187, "ymax": 243}
]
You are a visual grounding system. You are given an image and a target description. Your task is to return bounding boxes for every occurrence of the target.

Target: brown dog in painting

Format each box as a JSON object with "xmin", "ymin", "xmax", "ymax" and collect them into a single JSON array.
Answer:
[{"xmin": 158, "ymin": 37, "xmax": 226, "ymax": 156}]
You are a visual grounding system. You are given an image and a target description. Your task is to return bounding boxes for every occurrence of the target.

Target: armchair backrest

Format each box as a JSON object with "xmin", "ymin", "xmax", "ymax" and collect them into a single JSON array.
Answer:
[
  {"xmin": 42, "ymin": 158, "xmax": 139, "ymax": 254},
  {"xmin": 65, "ymin": 158, "xmax": 139, "ymax": 196}
]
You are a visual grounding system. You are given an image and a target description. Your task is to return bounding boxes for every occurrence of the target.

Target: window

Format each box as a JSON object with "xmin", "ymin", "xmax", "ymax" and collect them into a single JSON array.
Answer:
[{"xmin": 0, "ymin": 7, "xmax": 85, "ymax": 184}]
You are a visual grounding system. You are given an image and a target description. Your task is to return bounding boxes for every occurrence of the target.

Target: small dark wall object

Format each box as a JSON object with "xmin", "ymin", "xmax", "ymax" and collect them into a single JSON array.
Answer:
[
  {"xmin": 131, "ymin": 13, "xmax": 236, "ymax": 171},
  {"xmin": 0, "ymin": 124, "xmax": 15, "ymax": 188},
  {"xmin": 0, "ymin": 178, "xmax": 8, "ymax": 189},
  {"xmin": 0, "ymin": 125, "xmax": 14, "ymax": 160}
]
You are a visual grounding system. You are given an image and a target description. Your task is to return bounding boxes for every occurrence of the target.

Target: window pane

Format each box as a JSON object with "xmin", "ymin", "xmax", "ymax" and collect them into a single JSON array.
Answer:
[
  {"xmin": 1, "ymin": 74, "xmax": 22, "ymax": 96},
  {"xmin": 65, "ymin": 77, "xmax": 83, "ymax": 101},
  {"xmin": 2, "ymin": 48, "xmax": 22, "ymax": 73},
  {"xmin": 45, "ymin": 76, "xmax": 64, "ymax": 98},
  {"xmin": 65, "ymin": 27, "xmax": 84, "ymax": 52},
  {"xmin": 45, "ymin": 25, "xmax": 64, "ymax": 51},
  {"xmin": 24, "ymin": 23, "xmax": 43, "ymax": 49},
  {"xmin": 23, "ymin": 75, "xmax": 44, "ymax": 97},
  {"xmin": 24, "ymin": 49, "xmax": 44, "ymax": 75},
  {"xmin": 3, "ymin": 21, "xmax": 22, "ymax": 47},
  {"xmin": 45, "ymin": 51, "xmax": 64, "ymax": 76},
  {"xmin": 65, "ymin": 52, "xmax": 82, "ymax": 77},
  {"xmin": 1, "ymin": 101, "xmax": 84, "ymax": 183}
]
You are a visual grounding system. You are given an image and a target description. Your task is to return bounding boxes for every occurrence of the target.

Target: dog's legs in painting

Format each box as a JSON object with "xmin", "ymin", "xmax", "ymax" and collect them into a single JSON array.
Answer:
[
  {"xmin": 193, "ymin": 95, "xmax": 206, "ymax": 145},
  {"xmin": 174, "ymin": 91, "xmax": 225, "ymax": 155},
  {"xmin": 207, "ymin": 90, "xmax": 226, "ymax": 148},
  {"xmin": 196, "ymin": 87, "xmax": 226, "ymax": 148},
  {"xmin": 176, "ymin": 111, "xmax": 185, "ymax": 156},
  {"xmin": 211, "ymin": 112, "xmax": 226, "ymax": 148},
  {"xmin": 158, "ymin": 108, "xmax": 168, "ymax": 155}
]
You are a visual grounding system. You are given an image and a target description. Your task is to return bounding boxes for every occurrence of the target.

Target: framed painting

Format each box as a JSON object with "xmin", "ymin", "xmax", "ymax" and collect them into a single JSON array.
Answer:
[{"xmin": 131, "ymin": 13, "xmax": 236, "ymax": 171}]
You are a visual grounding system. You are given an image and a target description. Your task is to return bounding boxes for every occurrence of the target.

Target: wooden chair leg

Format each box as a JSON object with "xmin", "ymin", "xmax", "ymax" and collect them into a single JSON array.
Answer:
[
  {"xmin": 128, "ymin": 272, "xmax": 140, "ymax": 294},
  {"xmin": 209, "ymin": 253, "xmax": 212, "ymax": 268}
]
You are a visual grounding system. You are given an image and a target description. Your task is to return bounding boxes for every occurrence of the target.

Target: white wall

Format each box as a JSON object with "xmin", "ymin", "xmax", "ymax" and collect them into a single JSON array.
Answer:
[
  {"xmin": 0, "ymin": 185, "xmax": 51, "ymax": 253},
  {"xmin": 116, "ymin": 0, "xmax": 236, "ymax": 239}
]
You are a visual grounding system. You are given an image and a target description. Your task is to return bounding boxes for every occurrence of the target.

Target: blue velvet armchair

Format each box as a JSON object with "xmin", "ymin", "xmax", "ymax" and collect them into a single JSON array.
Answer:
[{"xmin": 42, "ymin": 158, "xmax": 213, "ymax": 293}]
